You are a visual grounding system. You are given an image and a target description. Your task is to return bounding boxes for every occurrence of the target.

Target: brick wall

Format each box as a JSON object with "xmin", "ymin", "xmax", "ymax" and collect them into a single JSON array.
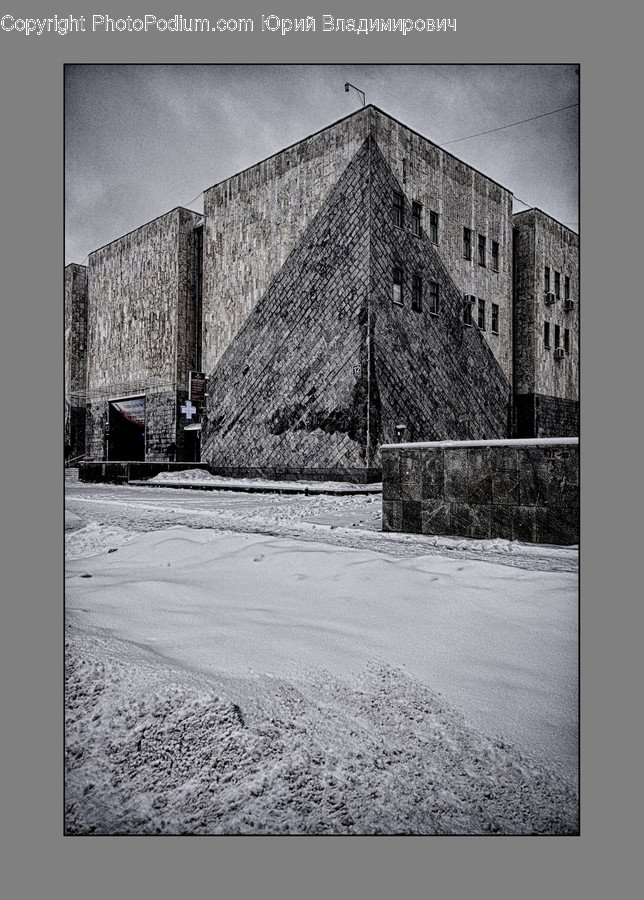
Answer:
[
  {"xmin": 382, "ymin": 438, "xmax": 579, "ymax": 545},
  {"xmin": 201, "ymin": 133, "xmax": 514, "ymax": 478},
  {"xmin": 368, "ymin": 140, "xmax": 512, "ymax": 462},
  {"xmin": 202, "ymin": 136, "xmax": 373, "ymax": 474}
]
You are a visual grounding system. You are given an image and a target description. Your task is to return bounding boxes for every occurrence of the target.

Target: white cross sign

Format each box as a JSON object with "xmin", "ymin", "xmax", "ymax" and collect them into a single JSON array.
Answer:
[{"xmin": 181, "ymin": 400, "xmax": 197, "ymax": 420}]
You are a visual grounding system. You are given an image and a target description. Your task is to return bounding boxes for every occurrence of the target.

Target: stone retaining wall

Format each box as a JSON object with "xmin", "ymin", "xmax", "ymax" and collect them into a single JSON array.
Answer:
[{"xmin": 381, "ymin": 438, "xmax": 579, "ymax": 545}]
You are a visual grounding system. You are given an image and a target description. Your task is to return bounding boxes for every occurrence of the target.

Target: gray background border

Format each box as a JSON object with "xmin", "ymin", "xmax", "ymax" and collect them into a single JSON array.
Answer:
[{"xmin": 1, "ymin": 0, "xmax": 637, "ymax": 896}]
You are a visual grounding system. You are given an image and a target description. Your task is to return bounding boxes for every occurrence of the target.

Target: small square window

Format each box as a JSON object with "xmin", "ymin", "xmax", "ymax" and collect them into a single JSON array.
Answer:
[
  {"xmin": 393, "ymin": 267, "xmax": 403, "ymax": 305},
  {"xmin": 544, "ymin": 321, "xmax": 550, "ymax": 348},
  {"xmin": 478, "ymin": 235, "xmax": 486, "ymax": 267},
  {"xmin": 477, "ymin": 298, "xmax": 486, "ymax": 330},
  {"xmin": 564, "ymin": 328, "xmax": 570, "ymax": 354},
  {"xmin": 554, "ymin": 324, "xmax": 560, "ymax": 349},
  {"xmin": 412, "ymin": 202, "xmax": 422, "ymax": 236},
  {"xmin": 393, "ymin": 192, "xmax": 404, "ymax": 229},
  {"xmin": 491, "ymin": 303, "xmax": 499, "ymax": 333},
  {"xmin": 544, "ymin": 267, "xmax": 550, "ymax": 292},
  {"xmin": 565, "ymin": 276, "xmax": 571, "ymax": 300},
  {"xmin": 429, "ymin": 281, "xmax": 439, "ymax": 315},
  {"xmin": 412, "ymin": 274, "xmax": 422, "ymax": 311},
  {"xmin": 429, "ymin": 210, "xmax": 439, "ymax": 244},
  {"xmin": 554, "ymin": 271, "xmax": 561, "ymax": 300},
  {"xmin": 463, "ymin": 228, "xmax": 472, "ymax": 260},
  {"xmin": 463, "ymin": 295, "xmax": 473, "ymax": 326},
  {"xmin": 491, "ymin": 241, "xmax": 499, "ymax": 271}
]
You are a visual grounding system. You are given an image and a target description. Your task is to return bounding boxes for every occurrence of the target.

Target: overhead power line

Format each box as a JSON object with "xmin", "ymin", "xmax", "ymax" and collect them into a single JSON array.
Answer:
[{"xmin": 442, "ymin": 103, "xmax": 578, "ymax": 145}]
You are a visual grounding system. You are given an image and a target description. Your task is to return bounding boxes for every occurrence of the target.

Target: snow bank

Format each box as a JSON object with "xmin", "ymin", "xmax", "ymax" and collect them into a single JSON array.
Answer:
[
  {"xmin": 147, "ymin": 469, "xmax": 382, "ymax": 494},
  {"xmin": 66, "ymin": 527, "xmax": 578, "ymax": 788},
  {"xmin": 65, "ymin": 628, "xmax": 578, "ymax": 835}
]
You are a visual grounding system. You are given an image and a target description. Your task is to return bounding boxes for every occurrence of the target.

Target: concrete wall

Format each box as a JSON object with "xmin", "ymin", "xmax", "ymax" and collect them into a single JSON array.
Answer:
[
  {"xmin": 381, "ymin": 438, "xmax": 579, "ymax": 545},
  {"xmin": 202, "ymin": 107, "xmax": 372, "ymax": 372}
]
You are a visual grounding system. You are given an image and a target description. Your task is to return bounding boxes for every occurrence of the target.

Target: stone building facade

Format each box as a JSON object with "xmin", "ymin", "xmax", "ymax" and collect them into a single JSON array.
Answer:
[
  {"xmin": 513, "ymin": 208, "xmax": 579, "ymax": 437},
  {"xmin": 82, "ymin": 206, "xmax": 203, "ymax": 462},
  {"xmin": 64, "ymin": 262, "xmax": 88, "ymax": 461},
  {"xmin": 67, "ymin": 106, "xmax": 578, "ymax": 477}
]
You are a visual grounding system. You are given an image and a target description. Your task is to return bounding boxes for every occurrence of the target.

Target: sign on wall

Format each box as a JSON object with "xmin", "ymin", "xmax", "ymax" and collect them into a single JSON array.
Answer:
[{"xmin": 189, "ymin": 371, "xmax": 206, "ymax": 404}]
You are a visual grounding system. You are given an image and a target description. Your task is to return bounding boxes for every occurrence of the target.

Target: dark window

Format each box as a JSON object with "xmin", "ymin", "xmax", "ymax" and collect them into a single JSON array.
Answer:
[
  {"xmin": 477, "ymin": 298, "xmax": 486, "ymax": 330},
  {"xmin": 463, "ymin": 228, "xmax": 472, "ymax": 259},
  {"xmin": 554, "ymin": 324, "xmax": 560, "ymax": 349},
  {"xmin": 429, "ymin": 210, "xmax": 439, "ymax": 244},
  {"xmin": 544, "ymin": 267, "xmax": 550, "ymax": 292},
  {"xmin": 393, "ymin": 267, "xmax": 403, "ymax": 305},
  {"xmin": 429, "ymin": 281, "xmax": 439, "ymax": 315},
  {"xmin": 411, "ymin": 275, "xmax": 422, "ymax": 311},
  {"xmin": 554, "ymin": 271, "xmax": 561, "ymax": 299},
  {"xmin": 412, "ymin": 202, "xmax": 422, "ymax": 236},
  {"xmin": 544, "ymin": 321, "xmax": 550, "ymax": 348},
  {"xmin": 393, "ymin": 192, "xmax": 404, "ymax": 228},
  {"xmin": 463, "ymin": 295, "xmax": 473, "ymax": 326},
  {"xmin": 565, "ymin": 276, "xmax": 571, "ymax": 300},
  {"xmin": 491, "ymin": 241, "xmax": 499, "ymax": 271},
  {"xmin": 478, "ymin": 235, "xmax": 486, "ymax": 266},
  {"xmin": 564, "ymin": 328, "xmax": 570, "ymax": 354},
  {"xmin": 491, "ymin": 303, "xmax": 499, "ymax": 333}
]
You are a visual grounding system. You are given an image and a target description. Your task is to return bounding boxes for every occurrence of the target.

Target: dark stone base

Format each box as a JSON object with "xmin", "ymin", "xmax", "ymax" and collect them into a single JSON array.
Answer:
[{"xmin": 515, "ymin": 393, "xmax": 579, "ymax": 438}]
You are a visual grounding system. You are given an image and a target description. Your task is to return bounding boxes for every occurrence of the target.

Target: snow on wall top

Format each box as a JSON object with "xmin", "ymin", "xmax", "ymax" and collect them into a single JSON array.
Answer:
[{"xmin": 380, "ymin": 437, "xmax": 579, "ymax": 451}]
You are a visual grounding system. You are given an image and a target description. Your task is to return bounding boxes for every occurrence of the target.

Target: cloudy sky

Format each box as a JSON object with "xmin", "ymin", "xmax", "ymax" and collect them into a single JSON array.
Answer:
[{"xmin": 65, "ymin": 64, "xmax": 578, "ymax": 265}]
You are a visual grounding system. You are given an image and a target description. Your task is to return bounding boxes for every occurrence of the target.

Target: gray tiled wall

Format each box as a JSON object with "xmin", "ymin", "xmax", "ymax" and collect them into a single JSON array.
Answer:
[{"xmin": 382, "ymin": 439, "xmax": 579, "ymax": 545}]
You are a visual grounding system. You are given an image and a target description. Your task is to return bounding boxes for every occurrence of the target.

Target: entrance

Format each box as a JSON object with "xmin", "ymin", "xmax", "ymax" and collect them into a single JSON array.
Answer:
[
  {"xmin": 183, "ymin": 424, "xmax": 201, "ymax": 462},
  {"xmin": 108, "ymin": 396, "xmax": 145, "ymax": 461}
]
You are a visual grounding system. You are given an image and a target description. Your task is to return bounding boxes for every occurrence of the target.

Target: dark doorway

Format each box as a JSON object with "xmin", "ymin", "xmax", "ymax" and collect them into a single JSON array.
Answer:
[
  {"xmin": 108, "ymin": 397, "xmax": 145, "ymax": 461},
  {"xmin": 183, "ymin": 427, "xmax": 201, "ymax": 462}
]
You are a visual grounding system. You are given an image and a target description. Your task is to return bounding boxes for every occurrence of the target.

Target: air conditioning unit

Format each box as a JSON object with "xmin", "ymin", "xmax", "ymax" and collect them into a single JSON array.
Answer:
[
  {"xmin": 564, "ymin": 298, "xmax": 575, "ymax": 311},
  {"xmin": 545, "ymin": 292, "xmax": 557, "ymax": 305},
  {"xmin": 554, "ymin": 347, "xmax": 565, "ymax": 360},
  {"xmin": 464, "ymin": 294, "xmax": 476, "ymax": 304}
]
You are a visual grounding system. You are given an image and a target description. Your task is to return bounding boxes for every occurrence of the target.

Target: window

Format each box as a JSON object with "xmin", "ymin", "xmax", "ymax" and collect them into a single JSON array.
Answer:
[
  {"xmin": 463, "ymin": 228, "xmax": 472, "ymax": 259},
  {"xmin": 429, "ymin": 210, "xmax": 439, "ymax": 244},
  {"xmin": 412, "ymin": 202, "xmax": 422, "ymax": 236},
  {"xmin": 491, "ymin": 303, "xmax": 499, "ymax": 334},
  {"xmin": 478, "ymin": 234, "xmax": 486, "ymax": 266},
  {"xmin": 564, "ymin": 328, "xmax": 570, "ymax": 354},
  {"xmin": 544, "ymin": 321, "xmax": 550, "ymax": 348},
  {"xmin": 554, "ymin": 271, "xmax": 561, "ymax": 300},
  {"xmin": 429, "ymin": 281, "xmax": 439, "ymax": 315},
  {"xmin": 392, "ymin": 267, "xmax": 403, "ymax": 305},
  {"xmin": 393, "ymin": 192, "xmax": 404, "ymax": 228},
  {"xmin": 565, "ymin": 276, "xmax": 570, "ymax": 300},
  {"xmin": 411, "ymin": 274, "xmax": 422, "ymax": 311},
  {"xmin": 477, "ymin": 298, "xmax": 486, "ymax": 330},
  {"xmin": 544, "ymin": 267, "xmax": 550, "ymax": 292},
  {"xmin": 554, "ymin": 324, "xmax": 560, "ymax": 349},
  {"xmin": 463, "ymin": 294, "xmax": 473, "ymax": 326},
  {"xmin": 491, "ymin": 241, "xmax": 499, "ymax": 271}
]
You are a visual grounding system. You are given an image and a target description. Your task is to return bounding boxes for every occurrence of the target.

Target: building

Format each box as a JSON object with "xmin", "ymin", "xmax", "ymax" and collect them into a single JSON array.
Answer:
[
  {"xmin": 513, "ymin": 208, "xmax": 579, "ymax": 437},
  {"xmin": 66, "ymin": 207, "xmax": 203, "ymax": 465},
  {"xmin": 65, "ymin": 105, "xmax": 578, "ymax": 480}
]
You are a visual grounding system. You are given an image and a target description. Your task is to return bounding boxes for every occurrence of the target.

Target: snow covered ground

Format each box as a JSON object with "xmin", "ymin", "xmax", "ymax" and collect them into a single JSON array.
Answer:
[{"xmin": 65, "ymin": 470, "xmax": 579, "ymax": 835}]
